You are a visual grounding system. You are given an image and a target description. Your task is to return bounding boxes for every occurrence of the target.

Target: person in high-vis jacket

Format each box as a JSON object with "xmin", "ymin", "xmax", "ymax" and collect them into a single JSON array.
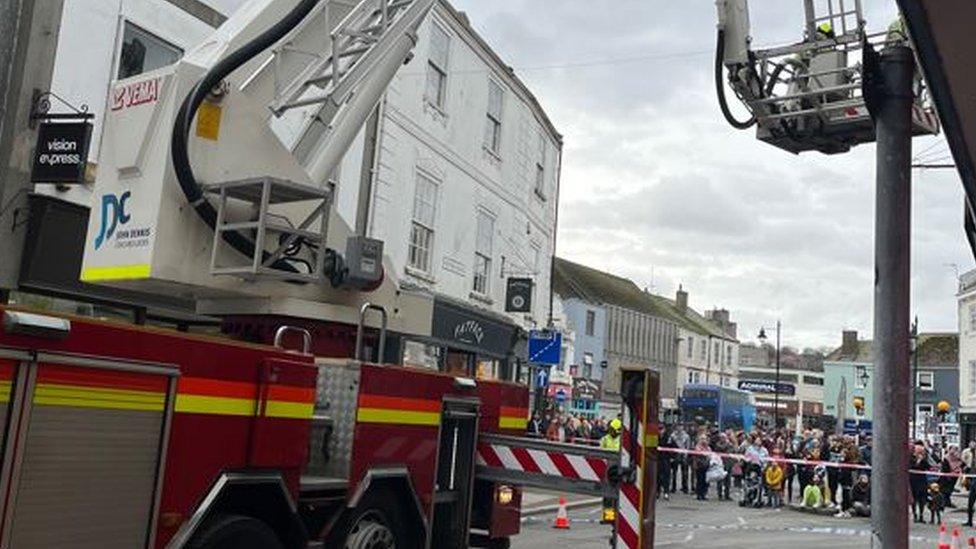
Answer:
[
  {"xmin": 599, "ymin": 418, "xmax": 623, "ymax": 523},
  {"xmin": 600, "ymin": 418, "xmax": 622, "ymax": 450}
]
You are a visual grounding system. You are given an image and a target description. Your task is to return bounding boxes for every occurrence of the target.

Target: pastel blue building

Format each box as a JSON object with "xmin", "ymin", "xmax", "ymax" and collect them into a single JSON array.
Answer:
[
  {"xmin": 823, "ymin": 330, "xmax": 959, "ymax": 439},
  {"xmin": 553, "ymin": 259, "xmax": 608, "ymax": 418}
]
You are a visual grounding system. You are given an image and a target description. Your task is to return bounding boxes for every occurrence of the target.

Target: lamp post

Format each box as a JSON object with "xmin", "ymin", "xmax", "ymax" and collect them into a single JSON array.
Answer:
[
  {"xmin": 758, "ymin": 320, "xmax": 781, "ymax": 429},
  {"xmin": 910, "ymin": 317, "xmax": 918, "ymax": 441}
]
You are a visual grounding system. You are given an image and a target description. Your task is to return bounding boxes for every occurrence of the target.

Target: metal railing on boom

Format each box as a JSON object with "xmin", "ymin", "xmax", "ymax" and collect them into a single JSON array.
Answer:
[{"xmin": 715, "ymin": 0, "xmax": 939, "ymax": 155}]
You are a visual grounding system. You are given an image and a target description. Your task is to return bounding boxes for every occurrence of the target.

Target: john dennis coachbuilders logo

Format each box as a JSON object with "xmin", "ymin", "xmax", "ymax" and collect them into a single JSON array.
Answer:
[{"xmin": 94, "ymin": 191, "xmax": 151, "ymax": 250}]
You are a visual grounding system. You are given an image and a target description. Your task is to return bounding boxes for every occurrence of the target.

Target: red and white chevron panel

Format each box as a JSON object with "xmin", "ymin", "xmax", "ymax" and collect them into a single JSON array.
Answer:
[
  {"xmin": 616, "ymin": 404, "xmax": 644, "ymax": 549},
  {"xmin": 476, "ymin": 443, "xmax": 609, "ymax": 482}
]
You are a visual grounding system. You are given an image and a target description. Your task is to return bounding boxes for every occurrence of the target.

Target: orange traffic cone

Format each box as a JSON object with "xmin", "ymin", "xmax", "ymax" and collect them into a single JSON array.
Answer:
[
  {"xmin": 939, "ymin": 524, "xmax": 950, "ymax": 549},
  {"xmin": 553, "ymin": 496, "xmax": 570, "ymax": 529},
  {"xmin": 951, "ymin": 527, "xmax": 963, "ymax": 549}
]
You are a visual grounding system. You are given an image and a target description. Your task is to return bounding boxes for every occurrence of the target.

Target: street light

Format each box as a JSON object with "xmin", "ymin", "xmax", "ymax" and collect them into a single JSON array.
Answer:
[
  {"xmin": 910, "ymin": 317, "xmax": 919, "ymax": 441},
  {"xmin": 758, "ymin": 320, "xmax": 781, "ymax": 429}
]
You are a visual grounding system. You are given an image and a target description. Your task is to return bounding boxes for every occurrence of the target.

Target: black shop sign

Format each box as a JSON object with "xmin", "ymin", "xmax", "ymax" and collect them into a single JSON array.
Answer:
[
  {"xmin": 30, "ymin": 122, "xmax": 92, "ymax": 184},
  {"xmin": 505, "ymin": 277, "xmax": 533, "ymax": 313},
  {"xmin": 431, "ymin": 298, "xmax": 517, "ymax": 358}
]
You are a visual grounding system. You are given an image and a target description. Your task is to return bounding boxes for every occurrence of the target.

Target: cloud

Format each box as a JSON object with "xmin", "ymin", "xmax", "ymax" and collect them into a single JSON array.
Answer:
[{"xmin": 454, "ymin": 0, "xmax": 973, "ymax": 348}]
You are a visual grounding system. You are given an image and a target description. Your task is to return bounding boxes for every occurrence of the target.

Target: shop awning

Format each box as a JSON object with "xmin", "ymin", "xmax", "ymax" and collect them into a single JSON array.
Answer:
[{"xmin": 897, "ymin": 1, "xmax": 976, "ymax": 257}]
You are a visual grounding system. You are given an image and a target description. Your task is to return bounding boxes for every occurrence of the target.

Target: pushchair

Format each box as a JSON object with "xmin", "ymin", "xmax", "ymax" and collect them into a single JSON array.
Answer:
[{"xmin": 739, "ymin": 464, "xmax": 765, "ymax": 508}]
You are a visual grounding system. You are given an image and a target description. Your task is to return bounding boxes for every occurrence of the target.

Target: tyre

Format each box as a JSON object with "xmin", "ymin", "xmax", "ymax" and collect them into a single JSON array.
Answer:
[
  {"xmin": 345, "ymin": 513, "xmax": 397, "ymax": 549},
  {"xmin": 339, "ymin": 488, "xmax": 413, "ymax": 549},
  {"xmin": 188, "ymin": 514, "xmax": 284, "ymax": 549}
]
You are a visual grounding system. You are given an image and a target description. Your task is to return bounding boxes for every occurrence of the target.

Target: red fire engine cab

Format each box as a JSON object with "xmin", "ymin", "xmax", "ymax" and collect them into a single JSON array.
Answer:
[{"xmin": 0, "ymin": 307, "xmax": 658, "ymax": 548}]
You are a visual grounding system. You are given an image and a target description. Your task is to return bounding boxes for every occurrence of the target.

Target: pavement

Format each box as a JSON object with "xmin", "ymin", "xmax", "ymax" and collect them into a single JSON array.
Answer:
[{"xmin": 514, "ymin": 489, "xmax": 976, "ymax": 548}]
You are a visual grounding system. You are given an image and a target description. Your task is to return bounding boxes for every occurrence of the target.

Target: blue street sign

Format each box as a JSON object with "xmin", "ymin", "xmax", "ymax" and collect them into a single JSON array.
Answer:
[
  {"xmin": 555, "ymin": 388, "xmax": 567, "ymax": 402},
  {"xmin": 843, "ymin": 418, "xmax": 872, "ymax": 436},
  {"xmin": 528, "ymin": 330, "xmax": 562, "ymax": 365},
  {"xmin": 536, "ymin": 368, "xmax": 549, "ymax": 389}
]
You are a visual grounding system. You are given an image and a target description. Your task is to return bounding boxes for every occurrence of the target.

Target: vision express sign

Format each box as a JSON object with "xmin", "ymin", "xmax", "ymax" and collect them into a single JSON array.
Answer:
[{"xmin": 31, "ymin": 122, "xmax": 92, "ymax": 184}]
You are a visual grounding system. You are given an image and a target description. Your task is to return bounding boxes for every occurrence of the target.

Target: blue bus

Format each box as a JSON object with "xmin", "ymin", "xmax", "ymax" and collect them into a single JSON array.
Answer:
[{"xmin": 679, "ymin": 384, "xmax": 756, "ymax": 432}]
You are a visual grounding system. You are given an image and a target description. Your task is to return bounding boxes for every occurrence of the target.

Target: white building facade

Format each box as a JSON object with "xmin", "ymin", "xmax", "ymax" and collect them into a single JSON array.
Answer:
[
  {"xmin": 331, "ymin": 2, "xmax": 561, "ymax": 376},
  {"xmin": 958, "ymin": 269, "xmax": 976, "ymax": 445}
]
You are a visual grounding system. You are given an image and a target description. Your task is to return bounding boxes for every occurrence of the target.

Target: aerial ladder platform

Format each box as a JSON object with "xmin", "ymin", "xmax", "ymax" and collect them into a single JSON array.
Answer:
[{"xmin": 715, "ymin": 0, "xmax": 939, "ymax": 154}]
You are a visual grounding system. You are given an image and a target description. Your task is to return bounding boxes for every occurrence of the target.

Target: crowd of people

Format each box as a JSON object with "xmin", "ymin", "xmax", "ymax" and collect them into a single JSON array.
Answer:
[
  {"xmin": 526, "ymin": 411, "xmax": 618, "ymax": 444},
  {"xmin": 527, "ymin": 412, "xmax": 976, "ymax": 525},
  {"xmin": 658, "ymin": 423, "xmax": 976, "ymax": 524}
]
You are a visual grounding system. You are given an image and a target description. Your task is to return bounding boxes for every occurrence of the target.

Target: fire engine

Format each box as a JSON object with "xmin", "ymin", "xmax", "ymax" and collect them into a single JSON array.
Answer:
[{"xmin": 0, "ymin": 0, "xmax": 659, "ymax": 548}]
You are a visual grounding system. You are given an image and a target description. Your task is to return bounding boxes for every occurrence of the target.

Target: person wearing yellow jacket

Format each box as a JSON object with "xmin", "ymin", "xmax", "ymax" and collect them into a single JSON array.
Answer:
[{"xmin": 765, "ymin": 459, "xmax": 785, "ymax": 508}]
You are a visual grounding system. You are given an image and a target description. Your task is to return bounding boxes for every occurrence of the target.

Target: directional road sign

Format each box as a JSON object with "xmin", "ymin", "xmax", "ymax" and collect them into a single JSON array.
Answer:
[{"xmin": 528, "ymin": 330, "xmax": 562, "ymax": 365}]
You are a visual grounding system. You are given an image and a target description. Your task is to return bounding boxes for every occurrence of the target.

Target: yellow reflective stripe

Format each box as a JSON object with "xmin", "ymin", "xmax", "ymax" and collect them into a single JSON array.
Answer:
[
  {"xmin": 265, "ymin": 400, "xmax": 313, "ymax": 419},
  {"xmin": 0, "ymin": 381, "xmax": 11, "ymax": 404},
  {"xmin": 357, "ymin": 407, "xmax": 440, "ymax": 426},
  {"xmin": 499, "ymin": 416, "xmax": 527, "ymax": 429},
  {"xmin": 81, "ymin": 264, "xmax": 151, "ymax": 281},
  {"xmin": 34, "ymin": 383, "xmax": 164, "ymax": 412},
  {"xmin": 645, "ymin": 434, "xmax": 659, "ymax": 448},
  {"xmin": 175, "ymin": 394, "xmax": 256, "ymax": 417}
]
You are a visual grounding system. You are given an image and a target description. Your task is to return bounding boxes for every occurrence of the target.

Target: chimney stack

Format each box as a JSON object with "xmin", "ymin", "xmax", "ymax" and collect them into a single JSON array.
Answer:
[
  {"xmin": 676, "ymin": 285, "xmax": 688, "ymax": 312},
  {"xmin": 842, "ymin": 330, "xmax": 858, "ymax": 356}
]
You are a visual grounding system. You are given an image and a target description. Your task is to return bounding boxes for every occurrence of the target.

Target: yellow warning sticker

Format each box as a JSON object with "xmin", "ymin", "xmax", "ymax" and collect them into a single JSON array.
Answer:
[{"xmin": 196, "ymin": 101, "xmax": 222, "ymax": 141}]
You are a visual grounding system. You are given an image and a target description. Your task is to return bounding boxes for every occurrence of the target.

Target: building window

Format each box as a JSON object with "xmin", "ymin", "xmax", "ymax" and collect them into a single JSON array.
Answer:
[
  {"xmin": 701, "ymin": 340, "xmax": 706, "ymax": 360},
  {"xmin": 687, "ymin": 370, "xmax": 702, "ymax": 384},
  {"xmin": 803, "ymin": 375, "xmax": 824, "ymax": 386},
  {"xmin": 687, "ymin": 336, "xmax": 694, "ymax": 358},
  {"xmin": 585, "ymin": 310, "xmax": 596, "ymax": 336},
  {"xmin": 970, "ymin": 361, "xmax": 976, "ymax": 396},
  {"xmin": 583, "ymin": 352, "xmax": 593, "ymax": 379},
  {"xmin": 534, "ymin": 133, "xmax": 547, "ymax": 199},
  {"xmin": 714, "ymin": 341, "xmax": 720, "ymax": 365},
  {"xmin": 425, "ymin": 24, "xmax": 450, "ymax": 108},
  {"xmin": 472, "ymin": 210, "xmax": 494, "ymax": 295},
  {"xmin": 917, "ymin": 371, "xmax": 935, "ymax": 391},
  {"xmin": 408, "ymin": 171, "xmax": 438, "ymax": 273},
  {"xmin": 917, "ymin": 403, "xmax": 934, "ymax": 423},
  {"xmin": 855, "ymin": 365, "xmax": 867, "ymax": 389},
  {"xmin": 118, "ymin": 22, "xmax": 182, "ymax": 79},
  {"xmin": 726, "ymin": 344, "xmax": 732, "ymax": 366},
  {"xmin": 484, "ymin": 79, "xmax": 503, "ymax": 153},
  {"xmin": 970, "ymin": 303, "xmax": 976, "ymax": 333}
]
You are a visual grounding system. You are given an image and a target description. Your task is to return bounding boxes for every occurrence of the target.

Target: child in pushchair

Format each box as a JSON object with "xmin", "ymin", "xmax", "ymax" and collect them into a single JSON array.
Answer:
[{"xmin": 739, "ymin": 463, "xmax": 765, "ymax": 508}]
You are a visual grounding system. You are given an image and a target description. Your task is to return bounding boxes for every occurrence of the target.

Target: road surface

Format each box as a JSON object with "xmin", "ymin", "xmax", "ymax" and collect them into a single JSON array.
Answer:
[{"xmin": 514, "ymin": 491, "xmax": 968, "ymax": 548}]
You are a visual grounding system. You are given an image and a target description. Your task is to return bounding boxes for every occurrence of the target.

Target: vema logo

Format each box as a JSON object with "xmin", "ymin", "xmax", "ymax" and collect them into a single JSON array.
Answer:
[{"xmin": 94, "ymin": 191, "xmax": 131, "ymax": 250}]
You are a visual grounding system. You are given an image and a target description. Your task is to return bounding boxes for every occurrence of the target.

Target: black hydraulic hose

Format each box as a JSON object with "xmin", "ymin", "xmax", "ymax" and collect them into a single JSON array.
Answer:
[
  {"xmin": 715, "ymin": 29, "xmax": 757, "ymax": 130},
  {"xmin": 171, "ymin": 0, "xmax": 320, "ymax": 272}
]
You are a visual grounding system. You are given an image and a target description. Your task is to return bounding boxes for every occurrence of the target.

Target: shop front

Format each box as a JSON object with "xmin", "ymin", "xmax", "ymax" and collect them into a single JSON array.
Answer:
[
  {"xmin": 401, "ymin": 296, "xmax": 520, "ymax": 381},
  {"xmin": 569, "ymin": 378, "xmax": 602, "ymax": 419}
]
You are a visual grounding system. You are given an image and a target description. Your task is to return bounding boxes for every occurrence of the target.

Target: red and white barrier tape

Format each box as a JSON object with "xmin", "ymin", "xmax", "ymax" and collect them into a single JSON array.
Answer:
[{"xmin": 658, "ymin": 446, "xmax": 971, "ymax": 479}]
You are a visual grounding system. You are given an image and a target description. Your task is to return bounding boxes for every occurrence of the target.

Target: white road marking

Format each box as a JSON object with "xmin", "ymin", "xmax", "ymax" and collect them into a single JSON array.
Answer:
[{"xmin": 737, "ymin": 516, "xmax": 746, "ymax": 525}]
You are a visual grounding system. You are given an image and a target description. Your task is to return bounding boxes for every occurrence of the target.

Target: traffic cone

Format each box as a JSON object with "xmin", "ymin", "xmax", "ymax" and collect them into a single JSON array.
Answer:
[
  {"xmin": 951, "ymin": 527, "xmax": 962, "ymax": 549},
  {"xmin": 939, "ymin": 524, "xmax": 950, "ymax": 549},
  {"xmin": 553, "ymin": 496, "xmax": 570, "ymax": 529}
]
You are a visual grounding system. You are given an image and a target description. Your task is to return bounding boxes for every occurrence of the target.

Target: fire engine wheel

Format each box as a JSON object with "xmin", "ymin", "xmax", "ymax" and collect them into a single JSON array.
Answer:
[
  {"xmin": 188, "ymin": 514, "xmax": 284, "ymax": 549},
  {"xmin": 340, "ymin": 488, "xmax": 410, "ymax": 549},
  {"xmin": 344, "ymin": 512, "xmax": 397, "ymax": 549}
]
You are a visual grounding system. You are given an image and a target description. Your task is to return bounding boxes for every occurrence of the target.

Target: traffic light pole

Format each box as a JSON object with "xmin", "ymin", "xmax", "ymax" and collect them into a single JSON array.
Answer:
[{"xmin": 869, "ymin": 45, "xmax": 914, "ymax": 549}]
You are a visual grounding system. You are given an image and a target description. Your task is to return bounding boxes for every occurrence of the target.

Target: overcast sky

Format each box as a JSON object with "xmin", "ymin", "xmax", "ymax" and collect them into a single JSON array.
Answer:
[{"xmin": 453, "ymin": 0, "xmax": 973, "ymax": 350}]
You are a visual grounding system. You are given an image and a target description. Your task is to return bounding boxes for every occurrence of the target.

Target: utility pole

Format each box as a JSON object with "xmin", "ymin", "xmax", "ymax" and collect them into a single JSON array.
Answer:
[
  {"xmin": 0, "ymin": 0, "xmax": 63, "ymax": 290},
  {"xmin": 774, "ymin": 319, "xmax": 781, "ymax": 429},
  {"xmin": 869, "ymin": 45, "xmax": 914, "ymax": 549}
]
